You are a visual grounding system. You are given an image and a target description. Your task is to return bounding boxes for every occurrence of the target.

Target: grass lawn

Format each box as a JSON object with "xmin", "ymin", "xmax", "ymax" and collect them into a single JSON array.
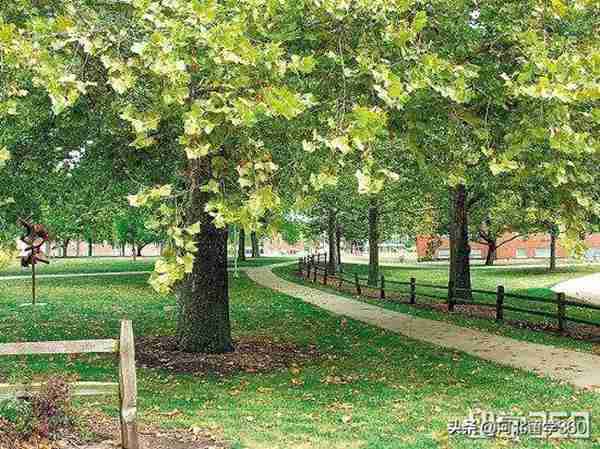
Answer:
[
  {"xmin": 275, "ymin": 263, "xmax": 600, "ymax": 354},
  {"xmin": 1, "ymin": 263, "xmax": 599, "ymax": 448},
  {"xmin": 0, "ymin": 256, "xmax": 294, "ymax": 277}
]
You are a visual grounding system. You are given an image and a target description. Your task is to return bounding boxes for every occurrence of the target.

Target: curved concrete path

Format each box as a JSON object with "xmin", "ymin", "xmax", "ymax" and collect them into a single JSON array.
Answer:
[
  {"xmin": 553, "ymin": 273, "xmax": 600, "ymax": 305},
  {"xmin": 247, "ymin": 267, "xmax": 600, "ymax": 390}
]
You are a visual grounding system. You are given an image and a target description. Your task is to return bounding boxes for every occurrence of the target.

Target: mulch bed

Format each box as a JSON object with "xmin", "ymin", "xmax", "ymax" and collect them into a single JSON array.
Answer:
[{"xmin": 136, "ymin": 336, "xmax": 321, "ymax": 376}]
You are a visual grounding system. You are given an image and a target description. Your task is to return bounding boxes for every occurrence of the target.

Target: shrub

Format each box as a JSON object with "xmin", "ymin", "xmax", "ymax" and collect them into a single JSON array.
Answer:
[{"xmin": 0, "ymin": 377, "xmax": 74, "ymax": 444}]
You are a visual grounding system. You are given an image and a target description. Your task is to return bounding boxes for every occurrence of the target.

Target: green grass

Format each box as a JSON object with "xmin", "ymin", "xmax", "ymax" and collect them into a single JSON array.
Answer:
[
  {"xmin": 0, "ymin": 256, "xmax": 294, "ymax": 277},
  {"xmin": 1, "ymin": 268, "xmax": 600, "ymax": 448},
  {"xmin": 275, "ymin": 263, "xmax": 600, "ymax": 354}
]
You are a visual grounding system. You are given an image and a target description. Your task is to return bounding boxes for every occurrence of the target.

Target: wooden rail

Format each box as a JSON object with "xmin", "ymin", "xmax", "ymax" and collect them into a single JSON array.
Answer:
[
  {"xmin": 0, "ymin": 339, "xmax": 118, "ymax": 356},
  {"xmin": 0, "ymin": 320, "xmax": 139, "ymax": 449},
  {"xmin": 296, "ymin": 258, "xmax": 600, "ymax": 331}
]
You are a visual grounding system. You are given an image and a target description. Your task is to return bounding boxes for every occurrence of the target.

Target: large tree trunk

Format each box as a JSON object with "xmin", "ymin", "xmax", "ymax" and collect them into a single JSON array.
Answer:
[
  {"xmin": 238, "ymin": 228, "xmax": 246, "ymax": 261},
  {"xmin": 485, "ymin": 240, "xmax": 497, "ymax": 266},
  {"xmin": 368, "ymin": 198, "xmax": 379, "ymax": 286},
  {"xmin": 327, "ymin": 209, "xmax": 338, "ymax": 274},
  {"xmin": 251, "ymin": 231, "xmax": 260, "ymax": 258},
  {"xmin": 549, "ymin": 225, "xmax": 558, "ymax": 271},
  {"xmin": 176, "ymin": 158, "xmax": 233, "ymax": 354},
  {"xmin": 336, "ymin": 223, "xmax": 342, "ymax": 272},
  {"xmin": 449, "ymin": 185, "xmax": 472, "ymax": 299}
]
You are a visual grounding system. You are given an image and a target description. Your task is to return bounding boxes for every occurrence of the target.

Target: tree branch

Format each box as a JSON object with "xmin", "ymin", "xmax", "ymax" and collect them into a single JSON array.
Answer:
[{"xmin": 496, "ymin": 233, "xmax": 524, "ymax": 248}]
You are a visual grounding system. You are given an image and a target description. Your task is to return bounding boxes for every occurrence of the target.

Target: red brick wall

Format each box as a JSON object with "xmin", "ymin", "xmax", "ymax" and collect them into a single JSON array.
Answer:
[{"xmin": 416, "ymin": 233, "xmax": 599, "ymax": 260}]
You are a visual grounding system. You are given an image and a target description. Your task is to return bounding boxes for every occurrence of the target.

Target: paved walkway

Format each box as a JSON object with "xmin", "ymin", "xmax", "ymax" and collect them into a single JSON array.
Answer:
[
  {"xmin": 246, "ymin": 267, "xmax": 600, "ymax": 390},
  {"xmin": 553, "ymin": 273, "xmax": 600, "ymax": 306}
]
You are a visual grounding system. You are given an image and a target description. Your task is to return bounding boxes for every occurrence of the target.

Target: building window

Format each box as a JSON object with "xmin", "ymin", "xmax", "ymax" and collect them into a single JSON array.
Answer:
[
  {"xmin": 535, "ymin": 248, "xmax": 551, "ymax": 258},
  {"xmin": 437, "ymin": 249, "xmax": 450, "ymax": 259},
  {"xmin": 586, "ymin": 248, "xmax": 600, "ymax": 260},
  {"xmin": 516, "ymin": 248, "xmax": 528, "ymax": 259}
]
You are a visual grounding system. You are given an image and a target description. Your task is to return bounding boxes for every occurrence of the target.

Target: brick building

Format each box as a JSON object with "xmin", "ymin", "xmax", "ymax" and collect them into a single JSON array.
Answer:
[{"xmin": 416, "ymin": 233, "xmax": 600, "ymax": 262}]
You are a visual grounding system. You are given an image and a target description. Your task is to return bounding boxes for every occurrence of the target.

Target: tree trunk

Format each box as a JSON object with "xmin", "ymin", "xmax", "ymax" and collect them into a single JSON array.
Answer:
[
  {"xmin": 238, "ymin": 228, "xmax": 247, "ymax": 261},
  {"xmin": 327, "ymin": 209, "xmax": 338, "ymax": 274},
  {"xmin": 449, "ymin": 185, "xmax": 472, "ymax": 299},
  {"xmin": 251, "ymin": 231, "xmax": 259, "ymax": 258},
  {"xmin": 485, "ymin": 240, "xmax": 497, "ymax": 266},
  {"xmin": 368, "ymin": 198, "xmax": 379, "ymax": 286},
  {"xmin": 88, "ymin": 239, "xmax": 93, "ymax": 257},
  {"xmin": 136, "ymin": 244, "xmax": 146, "ymax": 257},
  {"xmin": 176, "ymin": 158, "xmax": 233, "ymax": 354},
  {"xmin": 131, "ymin": 240, "xmax": 137, "ymax": 262},
  {"xmin": 62, "ymin": 240, "xmax": 70, "ymax": 258},
  {"xmin": 549, "ymin": 225, "xmax": 558, "ymax": 271},
  {"xmin": 336, "ymin": 223, "xmax": 342, "ymax": 272}
]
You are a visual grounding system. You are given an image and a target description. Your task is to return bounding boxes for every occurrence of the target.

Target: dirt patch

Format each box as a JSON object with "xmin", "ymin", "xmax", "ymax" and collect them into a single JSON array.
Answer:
[
  {"xmin": 416, "ymin": 301, "xmax": 600, "ymax": 342},
  {"xmin": 58, "ymin": 430, "xmax": 228, "ymax": 449},
  {"xmin": 2, "ymin": 416, "xmax": 227, "ymax": 449},
  {"xmin": 136, "ymin": 336, "xmax": 321, "ymax": 376}
]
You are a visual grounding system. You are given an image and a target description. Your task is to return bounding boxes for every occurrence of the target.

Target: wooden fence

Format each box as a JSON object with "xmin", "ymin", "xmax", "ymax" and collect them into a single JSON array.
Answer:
[
  {"xmin": 297, "ymin": 257, "xmax": 600, "ymax": 331},
  {"xmin": 0, "ymin": 320, "xmax": 139, "ymax": 449}
]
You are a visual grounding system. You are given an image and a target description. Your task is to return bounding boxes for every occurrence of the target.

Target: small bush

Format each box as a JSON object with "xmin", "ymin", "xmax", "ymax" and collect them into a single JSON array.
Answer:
[{"xmin": 0, "ymin": 376, "xmax": 74, "ymax": 444}]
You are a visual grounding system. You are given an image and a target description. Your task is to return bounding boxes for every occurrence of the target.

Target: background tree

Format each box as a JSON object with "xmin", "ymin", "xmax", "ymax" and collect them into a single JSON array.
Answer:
[
  {"xmin": 114, "ymin": 207, "xmax": 163, "ymax": 259},
  {"xmin": 0, "ymin": 148, "xmax": 16, "ymax": 269},
  {"xmin": 395, "ymin": 0, "xmax": 599, "ymax": 296}
]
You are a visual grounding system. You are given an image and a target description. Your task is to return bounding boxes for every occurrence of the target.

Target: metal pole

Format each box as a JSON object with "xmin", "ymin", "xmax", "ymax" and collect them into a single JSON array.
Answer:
[{"xmin": 32, "ymin": 260, "xmax": 36, "ymax": 305}]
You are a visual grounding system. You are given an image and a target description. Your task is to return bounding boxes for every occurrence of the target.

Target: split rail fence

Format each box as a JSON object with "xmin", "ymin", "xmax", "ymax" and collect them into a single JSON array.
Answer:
[
  {"xmin": 298, "ymin": 254, "xmax": 600, "ymax": 331},
  {"xmin": 0, "ymin": 320, "xmax": 139, "ymax": 449}
]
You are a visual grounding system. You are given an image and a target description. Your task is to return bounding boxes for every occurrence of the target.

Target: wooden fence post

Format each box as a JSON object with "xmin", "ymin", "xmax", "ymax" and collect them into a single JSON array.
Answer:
[
  {"xmin": 355, "ymin": 274, "xmax": 362, "ymax": 295},
  {"xmin": 380, "ymin": 275, "xmax": 385, "ymax": 300},
  {"xmin": 119, "ymin": 320, "xmax": 139, "ymax": 449},
  {"xmin": 410, "ymin": 278, "xmax": 416, "ymax": 304},
  {"xmin": 557, "ymin": 292, "xmax": 566, "ymax": 332},
  {"xmin": 447, "ymin": 280, "xmax": 455, "ymax": 312},
  {"xmin": 496, "ymin": 285, "xmax": 504, "ymax": 322}
]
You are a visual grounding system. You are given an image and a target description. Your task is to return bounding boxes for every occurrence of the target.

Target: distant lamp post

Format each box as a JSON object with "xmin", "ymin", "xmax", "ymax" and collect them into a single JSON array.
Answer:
[{"xmin": 18, "ymin": 218, "xmax": 50, "ymax": 306}]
